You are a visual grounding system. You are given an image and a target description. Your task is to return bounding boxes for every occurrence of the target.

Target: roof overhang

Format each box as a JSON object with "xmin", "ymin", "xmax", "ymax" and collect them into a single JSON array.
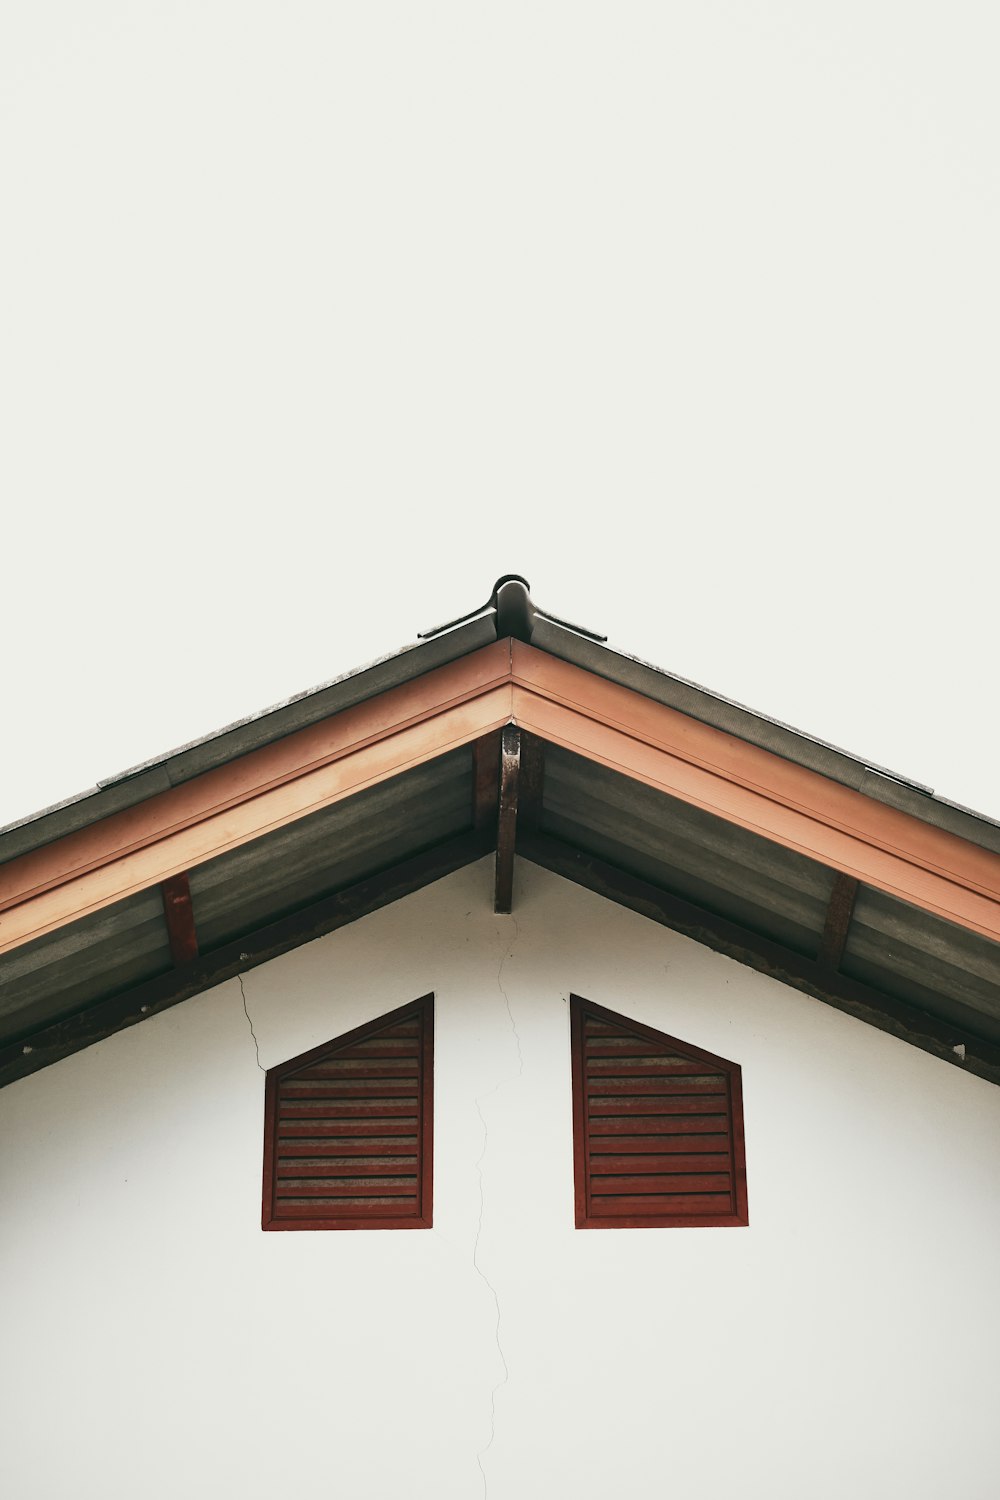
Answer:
[{"xmin": 3, "ymin": 579, "xmax": 999, "ymax": 1089}]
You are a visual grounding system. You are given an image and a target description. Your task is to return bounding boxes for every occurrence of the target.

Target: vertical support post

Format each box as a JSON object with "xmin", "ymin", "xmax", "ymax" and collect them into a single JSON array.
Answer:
[{"xmin": 494, "ymin": 725, "xmax": 521, "ymax": 914}]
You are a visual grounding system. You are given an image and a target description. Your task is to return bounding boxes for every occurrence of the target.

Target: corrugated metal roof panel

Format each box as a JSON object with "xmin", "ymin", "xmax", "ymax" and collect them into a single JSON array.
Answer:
[
  {"xmin": 542, "ymin": 747, "xmax": 834, "ymax": 958},
  {"xmin": 189, "ymin": 750, "xmax": 472, "ymax": 951},
  {"xmin": 0, "ymin": 888, "xmax": 172, "ymax": 1044},
  {"xmin": 841, "ymin": 887, "xmax": 1000, "ymax": 1043}
]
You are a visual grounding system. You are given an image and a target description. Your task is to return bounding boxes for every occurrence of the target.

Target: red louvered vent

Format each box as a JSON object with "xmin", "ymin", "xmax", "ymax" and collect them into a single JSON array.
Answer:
[
  {"xmin": 571, "ymin": 995, "xmax": 748, "ymax": 1228},
  {"xmin": 262, "ymin": 995, "xmax": 433, "ymax": 1230}
]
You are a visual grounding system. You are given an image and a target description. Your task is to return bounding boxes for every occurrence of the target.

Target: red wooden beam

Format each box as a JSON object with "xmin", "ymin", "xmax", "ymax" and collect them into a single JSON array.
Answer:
[
  {"xmin": 160, "ymin": 873, "xmax": 199, "ymax": 966},
  {"xmin": 817, "ymin": 872, "xmax": 859, "ymax": 970}
]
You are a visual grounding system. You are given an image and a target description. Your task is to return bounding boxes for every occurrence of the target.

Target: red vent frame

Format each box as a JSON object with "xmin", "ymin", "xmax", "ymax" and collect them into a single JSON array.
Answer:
[
  {"xmin": 262, "ymin": 995, "xmax": 433, "ymax": 1231},
  {"xmin": 570, "ymin": 995, "xmax": 748, "ymax": 1229}
]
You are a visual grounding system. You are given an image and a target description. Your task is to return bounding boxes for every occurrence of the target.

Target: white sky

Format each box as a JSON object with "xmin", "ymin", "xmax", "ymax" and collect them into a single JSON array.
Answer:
[{"xmin": 1, "ymin": 4, "xmax": 997, "ymax": 832}]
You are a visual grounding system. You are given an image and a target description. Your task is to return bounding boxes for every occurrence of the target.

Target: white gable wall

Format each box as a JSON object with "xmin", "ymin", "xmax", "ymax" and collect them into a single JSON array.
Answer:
[{"xmin": 2, "ymin": 858, "xmax": 998, "ymax": 1499}]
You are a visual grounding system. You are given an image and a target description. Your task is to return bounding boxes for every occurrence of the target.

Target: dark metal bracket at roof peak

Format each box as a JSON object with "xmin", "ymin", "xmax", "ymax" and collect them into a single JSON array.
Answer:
[{"xmin": 418, "ymin": 575, "xmax": 608, "ymax": 647}]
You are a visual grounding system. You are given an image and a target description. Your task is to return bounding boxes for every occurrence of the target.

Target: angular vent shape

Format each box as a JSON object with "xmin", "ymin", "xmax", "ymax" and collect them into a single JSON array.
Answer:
[
  {"xmin": 262, "ymin": 995, "xmax": 433, "ymax": 1230},
  {"xmin": 571, "ymin": 995, "xmax": 748, "ymax": 1228}
]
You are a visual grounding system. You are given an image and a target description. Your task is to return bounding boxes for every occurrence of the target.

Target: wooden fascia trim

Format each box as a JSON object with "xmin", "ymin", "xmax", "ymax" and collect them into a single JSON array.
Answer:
[
  {"xmin": 2, "ymin": 634, "xmax": 999, "ymax": 957},
  {"xmin": 0, "ymin": 642, "xmax": 513, "ymax": 955},
  {"xmin": 508, "ymin": 642, "xmax": 1000, "ymax": 945}
]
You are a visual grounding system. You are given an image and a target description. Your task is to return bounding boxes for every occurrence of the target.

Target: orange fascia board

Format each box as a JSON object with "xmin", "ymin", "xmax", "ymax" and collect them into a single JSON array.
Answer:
[
  {"xmin": 0, "ymin": 644, "xmax": 514, "ymax": 954},
  {"xmin": 510, "ymin": 642, "xmax": 1000, "ymax": 941},
  {"xmin": 2, "ymin": 635, "xmax": 1000, "ymax": 956}
]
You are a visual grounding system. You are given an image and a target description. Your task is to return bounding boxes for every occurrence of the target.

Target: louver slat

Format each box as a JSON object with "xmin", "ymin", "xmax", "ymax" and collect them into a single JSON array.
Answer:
[
  {"xmin": 262, "ymin": 997, "xmax": 433, "ymax": 1230},
  {"xmin": 571, "ymin": 995, "xmax": 748, "ymax": 1228}
]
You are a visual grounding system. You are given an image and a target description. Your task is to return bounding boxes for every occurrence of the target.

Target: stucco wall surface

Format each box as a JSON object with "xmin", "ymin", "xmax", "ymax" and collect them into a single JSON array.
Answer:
[{"xmin": 2, "ymin": 858, "xmax": 999, "ymax": 1499}]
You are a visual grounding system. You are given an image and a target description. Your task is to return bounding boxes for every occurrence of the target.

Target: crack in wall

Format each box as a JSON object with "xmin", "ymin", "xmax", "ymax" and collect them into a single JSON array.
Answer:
[
  {"xmin": 472, "ymin": 1095, "xmax": 510, "ymax": 1499},
  {"xmin": 237, "ymin": 972, "xmax": 264, "ymax": 1073},
  {"xmin": 497, "ymin": 916, "xmax": 523, "ymax": 1076},
  {"xmin": 471, "ymin": 916, "xmax": 522, "ymax": 1496}
]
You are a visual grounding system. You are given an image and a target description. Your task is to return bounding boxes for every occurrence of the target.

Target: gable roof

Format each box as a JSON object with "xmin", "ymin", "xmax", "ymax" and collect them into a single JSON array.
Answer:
[{"xmin": 2, "ymin": 576, "xmax": 999, "ymax": 1089}]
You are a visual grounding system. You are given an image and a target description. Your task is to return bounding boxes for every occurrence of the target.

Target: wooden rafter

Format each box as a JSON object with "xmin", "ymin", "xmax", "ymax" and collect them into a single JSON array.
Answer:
[
  {"xmin": 817, "ymin": 872, "xmax": 859, "ymax": 970},
  {"xmin": 160, "ymin": 873, "xmax": 199, "ymax": 965}
]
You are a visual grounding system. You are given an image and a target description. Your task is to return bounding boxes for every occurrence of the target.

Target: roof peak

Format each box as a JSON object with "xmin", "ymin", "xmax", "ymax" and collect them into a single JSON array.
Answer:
[{"xmin": 419, "ymin": 574, "xmax": 607, "ymax": 646}]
